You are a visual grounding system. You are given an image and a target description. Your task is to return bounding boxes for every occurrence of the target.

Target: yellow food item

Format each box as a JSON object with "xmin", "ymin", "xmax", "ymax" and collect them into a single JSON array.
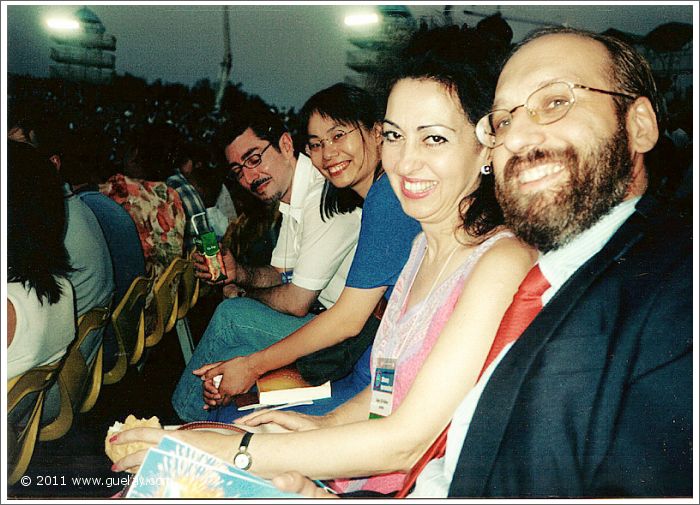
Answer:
[{"xmin": 105, "ymin": 415, "xmax": 161, "ymax": 469}]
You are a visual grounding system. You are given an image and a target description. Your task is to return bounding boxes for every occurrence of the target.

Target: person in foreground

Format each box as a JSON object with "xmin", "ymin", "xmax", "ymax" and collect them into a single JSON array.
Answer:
[
  {"xmin": 274, "ymin": 26, "xmax": 694, "ymax": 498},
  {"xmin": 110, "ymin": 24, "xmax": 535, "ymax": 495}
]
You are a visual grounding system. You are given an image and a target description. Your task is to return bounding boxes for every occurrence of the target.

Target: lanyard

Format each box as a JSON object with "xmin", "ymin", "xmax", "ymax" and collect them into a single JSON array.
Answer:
[
  {"xmin": 387, "ymin": 241, "xmax": 460, "ymax": 361},
  {"xmin": 369, "ymin": 241, "xmax": 460, "ymax": 418}
]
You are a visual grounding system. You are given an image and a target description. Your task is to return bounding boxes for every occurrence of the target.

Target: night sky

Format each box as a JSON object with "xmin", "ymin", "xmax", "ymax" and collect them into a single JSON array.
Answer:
[{"xmin": 4, "ymin": 2, "xmax": 695, "ymax": 111}]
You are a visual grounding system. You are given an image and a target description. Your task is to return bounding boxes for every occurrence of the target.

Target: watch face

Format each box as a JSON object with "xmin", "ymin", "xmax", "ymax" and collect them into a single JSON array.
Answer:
[{"xmin": 234, "ymin": 451, "xmax": 251, "ymax": 470}]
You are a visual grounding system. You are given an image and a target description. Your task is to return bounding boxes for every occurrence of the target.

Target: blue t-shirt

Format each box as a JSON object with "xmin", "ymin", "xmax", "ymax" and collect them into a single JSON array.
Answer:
[
  {"xmin": 341, "ymin": 174, "xmax": 421, "ymax": 390},
  {"xmin": 346, "ymin": 174, "xmax": 421, "ymax": 300}
]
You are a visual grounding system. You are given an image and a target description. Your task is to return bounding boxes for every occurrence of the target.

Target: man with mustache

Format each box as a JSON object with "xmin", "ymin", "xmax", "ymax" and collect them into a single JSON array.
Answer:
[
  {"xmin": 273, "ymin": 26, "xmax": 692, "ymax": 499},
  {"xmin": 172, "ymin": 101, "xmax": 361, "ymax": 422}
]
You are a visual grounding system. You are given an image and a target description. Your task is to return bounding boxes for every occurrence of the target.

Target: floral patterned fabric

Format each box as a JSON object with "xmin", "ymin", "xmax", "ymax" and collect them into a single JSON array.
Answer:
[{"xmin": 100, "ymin": 173, "xmax": 185, "ymax": 277}]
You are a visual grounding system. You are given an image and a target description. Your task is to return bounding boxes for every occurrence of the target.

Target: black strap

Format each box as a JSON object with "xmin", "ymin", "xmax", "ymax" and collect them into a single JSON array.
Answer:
[{"xmin": 239, "ymin": 431, "xmax": 253, "ymax": 450}]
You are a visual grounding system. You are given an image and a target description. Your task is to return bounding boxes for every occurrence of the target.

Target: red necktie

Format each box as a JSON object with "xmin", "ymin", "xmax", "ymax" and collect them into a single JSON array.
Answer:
[{"xmin": 395, "ymin": 265, "xmax": 550, "ymax": 498}]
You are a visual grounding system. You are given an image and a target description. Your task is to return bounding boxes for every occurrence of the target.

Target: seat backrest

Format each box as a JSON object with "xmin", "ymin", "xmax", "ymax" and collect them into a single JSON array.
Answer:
[
  {"xmin": 39, "ymin": 306, "xmax": 110, "ymax": 441},
  {"xmin": 177, "ymin": 250, "xmax": 198, "ymax": 321},
  {"xmin": 62, "ymin": 306, "xmax": 111, "ymax": 406},
  {"xmin": 7, "ymin": 360, "xmax": 62, "ymax": 484},
  {"xmin": 145, "ymin": 257, "xmax": 187, "ymax": 348},
  {"xmin": 111, "ymin": 273, "xmax": 156, "ymax": 368}
]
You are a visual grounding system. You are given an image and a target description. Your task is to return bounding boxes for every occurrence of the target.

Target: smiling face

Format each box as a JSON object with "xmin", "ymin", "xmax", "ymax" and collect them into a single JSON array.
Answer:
[
  {"xmin": 492, "ymin": 34, "xmax": 635, "ymax": 252},
  {"xmin": 224, "ymin": 128, "xmax": 295, "ymax": 204},
  {"xmin": 381, "ymin": 78, "xmax": 483, "ymax": 228},
  {"xmin": 306, "ymin": 113, "xmax": 380, "ymax": 199}
]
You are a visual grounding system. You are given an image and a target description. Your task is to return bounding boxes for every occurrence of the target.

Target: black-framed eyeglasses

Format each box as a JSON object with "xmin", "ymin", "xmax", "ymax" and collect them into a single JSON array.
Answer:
[
  {"xmin": 227, "ymin": 143, "xmax": 272, "ymax": 180},
  {"xmin": 306, "ymin": 127, "xmax": 358, "ymax": 154},
  {"xmin": 476, "ymin": 81, "xmax": 638, "ymax": 148}
]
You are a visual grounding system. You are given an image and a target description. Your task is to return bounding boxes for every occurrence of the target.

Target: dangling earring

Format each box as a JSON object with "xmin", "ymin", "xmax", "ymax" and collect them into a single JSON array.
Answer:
[{"xmin": 480, "ymin": 163, "xmax": 492, "ymax": 175}]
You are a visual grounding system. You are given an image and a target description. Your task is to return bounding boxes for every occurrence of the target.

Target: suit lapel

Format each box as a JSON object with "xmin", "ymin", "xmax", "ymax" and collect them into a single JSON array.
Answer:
[{"xmin": 449, "ymin": 196, "xmax": 657, "ymax": 497}]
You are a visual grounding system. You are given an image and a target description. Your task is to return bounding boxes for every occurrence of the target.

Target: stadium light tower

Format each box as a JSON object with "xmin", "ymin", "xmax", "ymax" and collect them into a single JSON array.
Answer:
[
  {"xmin": 46, "ymin": 7, "xmax": 116, "ymax": 84},
  {"xmin": 343, "ymin": 6, "xmax": 416, "ymax": 88}
]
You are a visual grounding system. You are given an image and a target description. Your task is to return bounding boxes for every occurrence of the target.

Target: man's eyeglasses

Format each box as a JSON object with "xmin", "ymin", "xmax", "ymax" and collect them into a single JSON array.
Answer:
[
  {"xmin": 476, "ymin": 81, "xmax": 638, "ymax": 148},
  {"xmin": 306, "ymin": 128, "xmax": 358, "ymax": 154},
  {"xmin": 228, "ymin": 143, "xmax": 272, "ymax": 180}
]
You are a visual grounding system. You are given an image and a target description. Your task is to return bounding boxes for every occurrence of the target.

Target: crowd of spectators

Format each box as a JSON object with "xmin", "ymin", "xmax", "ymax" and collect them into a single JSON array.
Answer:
[
  {"xmin": 8, "ymin": 71, "xmax": 289, "ymax": 268},
  {"xmin": 6, "ymin": 71, "xmax": 292, "ymax": 383}
]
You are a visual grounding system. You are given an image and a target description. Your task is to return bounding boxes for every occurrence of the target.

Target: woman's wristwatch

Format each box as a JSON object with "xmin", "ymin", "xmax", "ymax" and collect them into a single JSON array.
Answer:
[{"xmin": 233, "ymin": 432, "xmax": 254, "ymax": 470}]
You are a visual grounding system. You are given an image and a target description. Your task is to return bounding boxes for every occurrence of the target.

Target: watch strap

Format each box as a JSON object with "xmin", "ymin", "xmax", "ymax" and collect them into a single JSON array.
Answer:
[{"xmin": 239, "ymin": 431, "xmax": 253, "ymax": 451}]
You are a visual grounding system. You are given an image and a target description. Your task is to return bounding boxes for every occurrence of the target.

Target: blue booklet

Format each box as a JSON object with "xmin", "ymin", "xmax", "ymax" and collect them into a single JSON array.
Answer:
[{"xmin": 126, "ymin": 435, "xmax": 302, "ymax": 498}]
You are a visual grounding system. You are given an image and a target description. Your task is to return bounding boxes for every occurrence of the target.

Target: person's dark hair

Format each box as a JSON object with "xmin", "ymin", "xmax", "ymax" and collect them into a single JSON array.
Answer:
[
  {"xmin": 512, "ymin": 26, "xmax": 664, "ymax": 129},
  {"xmin": 122, "ymin": 123, "xmax": 183, "ymax": 181},
  {"xmin": 215, "ymin": 99, "xmax": 288, "ymax": 157},
  {"xmin": 375, "ymin": 22, "xmax": 509, "ymax": 239},
  {"xmin": 7, "ymin": 99, "xmax": 53, "ymax": 147},
  {"xmin": 50, "ymin": 127, "xmax": 113, "ymax": 186},
  {"xmin": 299, "ymin": 83, "xmax": 383, "ymax": 220},
  {"xmin": 7, "ymin": 140, "xmax": 72, "ymax": 305},
  {"xmin": 178, "ymin": 141, "xmax": 227, "ymax": 207}
]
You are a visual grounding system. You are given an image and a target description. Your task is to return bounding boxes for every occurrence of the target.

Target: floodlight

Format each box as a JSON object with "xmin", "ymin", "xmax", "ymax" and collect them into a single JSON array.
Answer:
[
  {"xmin": 344, "ymin": 13, "xmax": 380, "ymax": 27},
  {"xmin": 46, "ymin": 18, "xmax": 80, "ymax": 31}
]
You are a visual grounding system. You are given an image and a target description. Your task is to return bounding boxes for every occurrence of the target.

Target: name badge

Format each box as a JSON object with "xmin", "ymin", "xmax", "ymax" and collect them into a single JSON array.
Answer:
[{"xmin": 369, "ymin": 358, "xmax": 396, "ymax": 419}]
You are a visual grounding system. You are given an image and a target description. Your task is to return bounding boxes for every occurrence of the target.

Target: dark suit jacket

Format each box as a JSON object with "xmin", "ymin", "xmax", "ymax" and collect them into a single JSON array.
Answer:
[{"xmin": 449, "ymin": 194, "xmax": 693, "ymax": 498}]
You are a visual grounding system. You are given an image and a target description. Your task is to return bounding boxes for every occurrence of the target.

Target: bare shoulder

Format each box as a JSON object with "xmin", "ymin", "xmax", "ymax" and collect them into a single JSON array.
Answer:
[
  {"xmin": 484, "ymin": 233, "xmax": 536, "ymax": 263},
  {"xmin": 473, "ymin": 233, "xmax": 537, "ymax": 278}
]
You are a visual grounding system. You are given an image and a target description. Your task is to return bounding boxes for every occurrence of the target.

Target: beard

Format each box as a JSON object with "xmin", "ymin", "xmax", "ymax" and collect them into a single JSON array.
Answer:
[
  {"xmin": 496, "ymin": 122, "xmax": 633, "ymax": 253},
  {"xmin": 250, "ymin": 176, "xmax": 283, "ymax": 204},
  {"xmin": 259, "ymin": 190, "xmax": 284, "ymax": 204}
]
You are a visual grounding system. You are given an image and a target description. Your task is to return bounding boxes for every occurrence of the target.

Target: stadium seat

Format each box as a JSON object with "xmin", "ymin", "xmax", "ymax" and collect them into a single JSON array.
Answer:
[
  {"xmin": 39, "ymin": 306, "xmax": 110, "ymax": 441},
  {"xmin": 174, "ymin": 249, "xmax": 200, "ymax": 364},
  {"xmin": 177, "ymin": 248, "xmax": 200, "ymax": 320},
  {"xmin": 7, "ymin": 360, "xmax": 63, "ymax": 485},
  {"xmin": 103, "ymin": 273, "xmax": 156, "ymax": 385},
  {"xmin": 144, "ymin": 257, "xmax": 187, "ymax": 349}
]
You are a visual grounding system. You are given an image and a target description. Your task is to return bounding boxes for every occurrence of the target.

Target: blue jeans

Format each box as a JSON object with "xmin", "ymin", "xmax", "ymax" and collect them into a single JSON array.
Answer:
[{"xmin": 171, "ymin": 297, "xmax": 315, "ymax": 421}]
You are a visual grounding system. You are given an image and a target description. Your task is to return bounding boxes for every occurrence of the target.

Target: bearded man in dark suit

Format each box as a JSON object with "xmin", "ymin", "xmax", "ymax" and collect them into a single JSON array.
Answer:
[{"xmin": 442, "ymin": 26, "xmax": 692, "ymax": 498}]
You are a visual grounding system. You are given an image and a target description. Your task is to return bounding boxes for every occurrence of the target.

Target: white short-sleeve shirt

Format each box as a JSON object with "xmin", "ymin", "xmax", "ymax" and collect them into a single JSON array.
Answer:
[{"xmin": 270, "ymin": 154, "xmax": 361, "ymax": 309}]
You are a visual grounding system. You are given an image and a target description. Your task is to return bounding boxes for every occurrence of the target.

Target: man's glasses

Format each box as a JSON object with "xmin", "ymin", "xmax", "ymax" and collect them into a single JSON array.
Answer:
[
  {"xmin": 475, "ymin": 81, "xmax": 638, "ymax": 148},
  {"xmin": 228, "ymin": 143, "xmax": 272, "ymax": 180},
  {"xmin": 306, "ymin": 127, "xmax": 358, "ymax": 154}
]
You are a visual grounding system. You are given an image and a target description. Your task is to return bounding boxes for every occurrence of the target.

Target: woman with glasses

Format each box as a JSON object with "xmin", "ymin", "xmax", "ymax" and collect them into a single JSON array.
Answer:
[{"xmin": 111, "ymin": 23, "xmax": 535, "ymax": 497}]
